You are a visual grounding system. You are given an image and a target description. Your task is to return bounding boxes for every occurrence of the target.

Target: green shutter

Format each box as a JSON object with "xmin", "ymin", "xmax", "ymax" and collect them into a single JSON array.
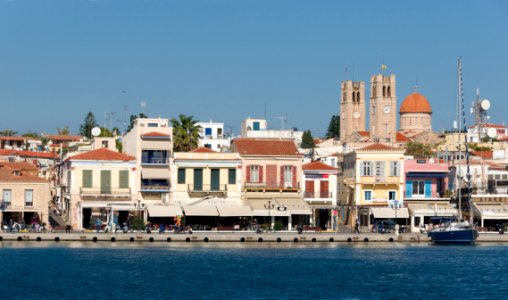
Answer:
[
  {"xmin": 119, "ymin": 170, "xmax": 129, "ymax": 188},
  {"xmin": 211, "ymin": 169, "xmax": 220, "ymax": 191},
  {"xmin": 100, "ymin": 170, "xmax": 111, "ymax": 194},
  {"xmin": 194, "ymin": 169, "xmax": 203, "ymax": 191},
  {"xmin": 82, "ymin": 170, "xmax": 93, "ymax": 188},
  {"xmin": 178, "ymin": 168, "xmax": 186, "ymax": 184},
  {"xmin": 228, "ymin": 168, "xmax": 236, "ymax": 184}
]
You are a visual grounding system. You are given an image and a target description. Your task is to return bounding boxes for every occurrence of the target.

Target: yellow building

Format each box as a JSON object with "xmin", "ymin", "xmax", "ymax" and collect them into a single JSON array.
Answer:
[{"xmin": 338, "ymin": 143, "xmax": 407, "ymax": 230}]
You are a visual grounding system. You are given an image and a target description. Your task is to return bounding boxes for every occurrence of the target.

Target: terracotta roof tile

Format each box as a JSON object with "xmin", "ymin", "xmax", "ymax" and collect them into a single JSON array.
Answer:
[
  {"xmin": 67, "ymin": 148, "xmax": 135, "ymax": 161},
  {"xmin": 359, "ymin": 143, "xmax": 400, "ymax": 151},
  {"xmin": 468, "ymin": 123, "xmax": 506, "ymax": 129},
  {"xmin": 0, "ymin": 149, "xmax": 17, "ymax": 156},
  {"xmin": 357, "ymin": 131, "xmax": 370, "ymax": 137},
  {"xmin": 400, "ymin": 92, "xmax": 432, "ymax": 113},
  {"xmin": 141, "ymin": 131, "xmax": 170, "ymax": 137},
  {"xmin": 303, "ymin": 161, "xmax": 337, "ymax": 171},
  {"xmin": 0, "ymin": 164, "xmax": 47, "ymax": 183},
  {"xmin": 18, "ymin": 151, "xmax": 58, "ymax": 159},
  {"xmin": 191, "ymin": 147, "xmax": 218, "ymax": 153},
  {"xmin": 470, "ymin": 150, "xmax": 493, "ymax": 159},
  {"xmin": 46, "ymin": 135, "xmax": 82, "ymax": 141},
  {"xmin": 0, "ymin": 136, "xmax": 26, "ymax": 141},
  {"xmin": 396, "ymin": 132, "xmax": 411, "ymax": 142},
  {"xmin": 232, "ymin": 138, "xmax": 301, "ymax": 156}
]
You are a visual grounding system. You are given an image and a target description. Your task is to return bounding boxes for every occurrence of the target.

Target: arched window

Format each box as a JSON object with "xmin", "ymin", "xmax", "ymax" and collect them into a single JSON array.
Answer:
[
  {"xmin": 356, "ymin": 92, "xmax": 360, "ymax": 102},
  {"xmin": 343, "ymin": 92, "xmax": 346, "ymax": 102},
  {"xmin": 387, "ymin": 86, "xmax": 391, "ymax": 97},
  {"xmin": 382, "ymin": 86, "xmax": 386, "ymax": 97},
  {"xmin": 352, "ymin": 92, "xmax": 356, "ymax": 102},
  {"xmin": 372, "ymin": 87, "xmax": 376, "ymax": 97}
]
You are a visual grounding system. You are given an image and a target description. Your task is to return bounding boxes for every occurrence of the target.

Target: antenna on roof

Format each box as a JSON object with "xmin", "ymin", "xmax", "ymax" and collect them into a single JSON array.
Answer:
[
  {"xmin": 414, "ymin": 75, "xmax": 419, "ymax": 93},
  {"xmin": 140, "ymin": 101, "xmax": 147, "ymax": 116},
  {"xmin": 274, "ymin": 116, "xmax": 289, "ymax": 130}
]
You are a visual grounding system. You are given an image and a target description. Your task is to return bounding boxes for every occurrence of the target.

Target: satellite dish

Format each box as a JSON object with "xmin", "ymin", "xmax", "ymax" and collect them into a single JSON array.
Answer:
[
  {"xmin": 91, "ymin": 127, "xmax": 101, "ymax": 137},
  {"xmin": 480, "ymin": 99, "xmax": 491, "ymax": 111},
  {"xmin": 486, "ymin": 127, "xmax": 497, "ymax": 139}
]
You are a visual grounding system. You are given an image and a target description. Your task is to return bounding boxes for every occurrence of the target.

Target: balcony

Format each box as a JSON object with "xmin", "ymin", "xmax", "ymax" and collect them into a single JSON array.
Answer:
[
  {"xmin": 79, "ymin": 188, "xmax": 132, "ymax": 200},
  {"xmin": 141, "ymin": 157, "xmax": 169, "ymax": 166},
  {"xmin": 304, "ymin": 191, "xmax": 333, "ymax": 199},
  {"xmin": 187, "ymin": 184, "xmax": 227, "ymax": 197},
  {"xmin": 140, "ymin": 184, "xmax": 170, "ymax": 193},
  {"xmin": 243, "ymin": 183, "xmax": 300, "ymax": 193}
]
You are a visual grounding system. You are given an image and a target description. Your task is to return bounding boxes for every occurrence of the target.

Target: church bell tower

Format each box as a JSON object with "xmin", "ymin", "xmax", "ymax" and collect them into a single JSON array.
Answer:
[{"xmin": 340, "ymin": 81, "xmax": 366, "ymax": 142}]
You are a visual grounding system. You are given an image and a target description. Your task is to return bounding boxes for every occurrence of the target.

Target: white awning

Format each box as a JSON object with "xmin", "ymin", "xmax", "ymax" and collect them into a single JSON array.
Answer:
[
  {"xmin": 147, "ymin": 205, "xmax": 182, "ymax": 217},
  {"xmin": 247, "ymin": 198, "xmax": 311, "ymax": 216},
  {"xmin": 183, "ymin": 205, "xmax": 219, "ymax": 216},
  {"xmin": 142, "ymin": 168, "xmax": 170, "ymax": 179},
  {"xmin": 216, "ymin": 205, "xmax": 253, "ymax": 217},
  {"xmin": 408, "ymin": 203, "xmax": 457, "ymax": 217},
  {"xmin": 474, "ymin": 204, "xmax": 508, "ymax": 219},
  {"xmin": 370, "ymin": 207, "xmax": 409, "ymax": 219}
]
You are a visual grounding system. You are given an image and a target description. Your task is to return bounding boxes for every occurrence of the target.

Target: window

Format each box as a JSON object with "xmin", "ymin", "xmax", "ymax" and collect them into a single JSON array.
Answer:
[
  {"xmin": 25, "ymin": 189, "xmax": 33, "ymax": 207},
  {"xmin": 253, "ymin": 122, "xmax": 260, "ymax": 131},
  {"xmin": 250, "ymin": 165, "xmax": 259, "ymax": 182},
  {"xmin": 364, "ymin": 190, "xmax": 372, "ymax": 201},
  {"xmin": 228, "ymin": 168, "xmax": 236, "ymax": 184},
  {"xmin": 102, "ymin": 141, "xmax": 109, "ymax": 148},
  {"xmin": 147, "ymin": 123, "xmax": 158, "ymax": 127},
  {"xmin": 82, "ymin": 170, "xmax": 93, "ymax": 188},
  {"xmin": 382, "ymin": 86, "xmax": 386, "ymax": 97},
  {"xmin": 375, "ymin": 161, "xmax": 385, "ymax": 177},
  {"xmin": 361, "ymin": 161, "xmax": 372, "ymax": 176},
  {"xmin": 389, "ymin": 162, "xmax": 400, "ymax": 176},
  {"xmin": 205, "ymin": 128, "xmax": 212, "ymax": 136},
  {"xmin": 2, "ymin": 189, "xmax": 12, "ymax": 207},
  {"xmin": 284, "ymin": 166, "xmax": 293, "ymax": 187},
  {"xmin": 177, "ymin": 168, "xmax": 186, "ymax": 184},
  {"xmin": 388, "ymin": 191, "xmax": 396, "ymax": 200},
  {"xmin": 412, "ymin": 180, "xmax": 425, "ymax": 196},
  {"xmin": 119, "ymin": 170, "xmax": 129, "ymax": 189}
]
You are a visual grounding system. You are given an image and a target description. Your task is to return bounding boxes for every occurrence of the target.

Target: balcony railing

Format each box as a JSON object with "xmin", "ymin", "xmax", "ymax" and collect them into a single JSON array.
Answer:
[
  {"xmin": 244, "ymin": 182, "xmax": 300, "ymax": 193},
  {"xmin": 141, "ymin": 185, "xmax": 170, "ymax": 192},
  {"xmin": 141, "ymin": 157, "xmax": 169, "ymax": 165},
  {"xmin": 80, "ymin": 188, "xmax": 132, "ymax": 199},
  {"xmin": 304, "ymin": 192, "xmax": 333, "ymax": 199},
  {"xmin": 187, "ymin": 184, "xmax": 227, "ymax": 197}
]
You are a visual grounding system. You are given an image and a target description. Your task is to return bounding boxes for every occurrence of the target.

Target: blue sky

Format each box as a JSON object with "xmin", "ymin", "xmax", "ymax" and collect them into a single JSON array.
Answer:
[{"xmin": 1, "ymin": 0, "xmax": 507, "ymax": 137}]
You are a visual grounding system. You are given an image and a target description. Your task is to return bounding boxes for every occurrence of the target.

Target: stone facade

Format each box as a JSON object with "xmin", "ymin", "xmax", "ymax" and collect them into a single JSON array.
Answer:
[
  {"xmin": 369, "ymin": 74, "xmax": 397, "ymax": 143},
  {"xmin": 340, "ymin": 81, "xmax": 366, "ymax": 142}
]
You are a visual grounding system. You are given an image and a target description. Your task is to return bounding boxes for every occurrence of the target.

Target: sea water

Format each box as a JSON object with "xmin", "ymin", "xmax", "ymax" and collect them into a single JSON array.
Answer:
[{"xmin": 0, "ymin": 242, "xmax": 507, "ymax": 299}]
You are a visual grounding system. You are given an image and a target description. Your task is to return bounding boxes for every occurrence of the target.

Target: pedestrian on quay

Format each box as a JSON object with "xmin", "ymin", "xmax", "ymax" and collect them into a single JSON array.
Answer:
[
  {"xmin": 95, "ymin": 217, "xmax": 102, "ymax": 233},
  {"xmin": 354, "ymin": 219, "xmax": 360, "ymax": 234}
]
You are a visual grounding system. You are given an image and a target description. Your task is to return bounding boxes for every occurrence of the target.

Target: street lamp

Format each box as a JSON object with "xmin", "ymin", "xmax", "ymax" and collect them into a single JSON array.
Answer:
[
  {"xmin": 390, "ymin": 199, "xmax": 401, "ymax": 235},
  {"xmin": 264, "ymin": 200, "xmax": 275, "ymax": 231}
]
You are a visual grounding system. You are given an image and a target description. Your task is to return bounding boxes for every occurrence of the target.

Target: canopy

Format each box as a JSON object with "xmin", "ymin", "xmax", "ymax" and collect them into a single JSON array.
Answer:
[
  {"xmin": 370, "ymin": 207, "xmax": 409, "ymax": 219},
  {"xmin": 147, "ymin": 205, "xmax": 182, "ymax": 217},
  {"xmin": 183, "ymin": 205, "xmax": 219, "ymax": 216},
  {"xmin": 142, "ymin": 168, "xmax": 170, "ymax": 180},
  {"xmin": 247, "ymin": 198, "xmax": 311, "ymax": 216},
  {"xmin": 407, "ymin": 203, "xmax": 457, "ymax": 216},
  {"xmin": 474, "ymin": 204, "xmax": 508, "ymax": 220},
  {"xmin": 216, "ymin": 205, "xmax": 253, "ymax": 217}
]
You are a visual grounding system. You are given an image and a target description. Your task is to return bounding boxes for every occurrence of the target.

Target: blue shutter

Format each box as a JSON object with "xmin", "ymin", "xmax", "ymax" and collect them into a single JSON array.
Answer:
[
  {"xmin": 406, "ymin": 180, "xmax": 413, "ymax": 198},
  {"xmin": 425, "ymin": 180, "xmax": 432, "ymax": 198}
]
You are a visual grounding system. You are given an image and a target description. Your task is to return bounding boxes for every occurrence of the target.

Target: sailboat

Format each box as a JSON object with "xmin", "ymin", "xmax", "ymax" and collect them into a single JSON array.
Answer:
[{"xmin": 428, "ymin": 58, "xmax": 479, "ymax": 244}]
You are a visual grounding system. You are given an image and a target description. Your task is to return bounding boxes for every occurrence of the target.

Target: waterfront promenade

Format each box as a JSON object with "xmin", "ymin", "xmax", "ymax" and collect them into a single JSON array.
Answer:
[{"xmin": 1, "ymin": 231, "xmax": 507, "ymax": 243}]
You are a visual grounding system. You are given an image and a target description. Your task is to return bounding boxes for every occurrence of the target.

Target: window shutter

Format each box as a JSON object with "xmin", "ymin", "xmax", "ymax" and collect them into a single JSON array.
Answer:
[
  {"xmin": 119, "ymin": 170, "xmax": 129, "ymax": 188},
  {"xmin": 82, "ymin": 170, "xmax": 92, "ymax": 188},
  {"xmin": 292, "ymin": 166, "xmax": 297, "ymax": 188},
  {"xmin": 406, "ymin": 181, "xmax": 412, "ymax": 198},
  {"xmin": 246, "ymin": 165, "xmax": 251, "ymax": 183},
  {"xmin": 360, "ymin": 162, "xmax": 365, "ymax": 176},
  {"xmin": 259, "ymin": 166, "xmax": 263, "ymax": 183},
  {"xmin": 395, "ymin": 162, "xmax": 401, "ymax": 177},
  {"xmin": 280, "ymin": 166, "xmax": 284, "ymax": 187},
  {"xmin": 425, "ymin": 180, "xmax": 432, "ymax": 198},
  {"xmin": 379, "ymin": 162, "xmax": 385, "ymax": 177}
]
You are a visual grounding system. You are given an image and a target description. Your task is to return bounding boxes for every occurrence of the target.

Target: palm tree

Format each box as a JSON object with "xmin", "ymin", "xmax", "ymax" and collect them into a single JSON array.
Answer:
[
  {"xmin": 0, "ymin": 129, "xmax": 18, "ymax": 136},
  {"xmin": 171, "ymin": 114, "xmax": 201, "ymax": 152}
]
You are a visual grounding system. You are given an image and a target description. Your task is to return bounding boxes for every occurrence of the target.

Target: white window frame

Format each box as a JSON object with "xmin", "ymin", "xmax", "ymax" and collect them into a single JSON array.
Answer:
[
  {"xmin": 388, "ymin": 190, "xmax": 397, "ymax": 201},
  {"xmin": 284, "ymin": 166, "xmax": 293, "ymax": 187},
  {"xmin": 25, "ymin": 189, "xmax": 34, "ymax": 207},
  {"xmin": 361, "ymin": 161, "xmax": 372, "ymax": 176},
  {"xmin": 389, "ymin": 161, "xmax": 400, "ymax": 177},
  {"xmin": 412, "ymin": 180, "xmax": 425, "ymax": 198}
]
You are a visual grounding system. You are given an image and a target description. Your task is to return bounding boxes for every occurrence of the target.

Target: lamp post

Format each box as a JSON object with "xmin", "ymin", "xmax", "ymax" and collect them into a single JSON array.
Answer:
[
  {"xmin": 264, "ymin": 200, "xmax": 275, "ymax": 231},
  {"xmin": 391, "ymin": 200, "xmax": 401, "ymax": 235}
]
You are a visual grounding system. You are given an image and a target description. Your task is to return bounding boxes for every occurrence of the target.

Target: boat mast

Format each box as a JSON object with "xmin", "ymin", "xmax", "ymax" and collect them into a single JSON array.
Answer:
[{"xmin": 457, "ymin": 58, "xmax": 462, "ymax": 220}]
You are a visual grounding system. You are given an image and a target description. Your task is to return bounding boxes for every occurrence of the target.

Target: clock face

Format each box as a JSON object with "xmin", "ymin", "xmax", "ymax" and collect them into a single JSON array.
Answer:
[
  {"xmin": 353, "ymin": 111, "xmax": 360, "ymax": 119},
  {"xmin": 383, "ymin": 105, "xmax": 391, "ymax": 114}
]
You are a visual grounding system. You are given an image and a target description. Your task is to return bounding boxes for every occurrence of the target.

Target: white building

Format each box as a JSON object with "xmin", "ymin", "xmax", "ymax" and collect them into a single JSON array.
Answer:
[
  {"xmin": 240, "ymin": 117, "xmax": 303, "ymax": 144},
  {"xmin": 196, "ymin": 121, "xmax": 231, "ymax": 152},
  {"xmin": 467, "ymin": 123, "xmax": 507, "ymax": 143}
]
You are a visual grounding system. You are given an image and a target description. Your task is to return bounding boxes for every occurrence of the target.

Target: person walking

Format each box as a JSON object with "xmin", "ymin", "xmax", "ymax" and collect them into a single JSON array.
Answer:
[{"xmin": 354, "ymin": 219, "xmax": 360, "ymax": 234}]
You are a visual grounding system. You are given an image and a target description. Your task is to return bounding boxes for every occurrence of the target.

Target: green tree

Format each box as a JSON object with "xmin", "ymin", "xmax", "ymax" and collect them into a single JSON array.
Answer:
[
  {"xmin": 405, "ymin": 141, "xmax": 434, "ymax": 158},
  {"xmin": 40, "ymin": 136, "xmax": 50, "ymax": 148},
  {"xmin": 22, "ymin": 131, "xmax": 39, "ymax": 138},
  {"xmin": 57, "ymin": 126, "xmax": 70, "ymax": 135},
  {"xmin": 301, "ymin": 130, "xmax": 315, "ymax": 149},
  {"xmin": 326, "ymin": 115, "xmax": 340, "ymax": 139},
  {"xmin": 126, "ymin": 113, "xmax": 148, "ymax": 133},
  {"xmin": 0, "ymin": 129, "xmax": 18, "ymax": 136},
  {"xmin": 79, "ymin": 112, "xmax": 98, "ymax": 139},
  {"xmin": 171, "ymin": 114, "xmax": 201, "ymax": 152}
]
